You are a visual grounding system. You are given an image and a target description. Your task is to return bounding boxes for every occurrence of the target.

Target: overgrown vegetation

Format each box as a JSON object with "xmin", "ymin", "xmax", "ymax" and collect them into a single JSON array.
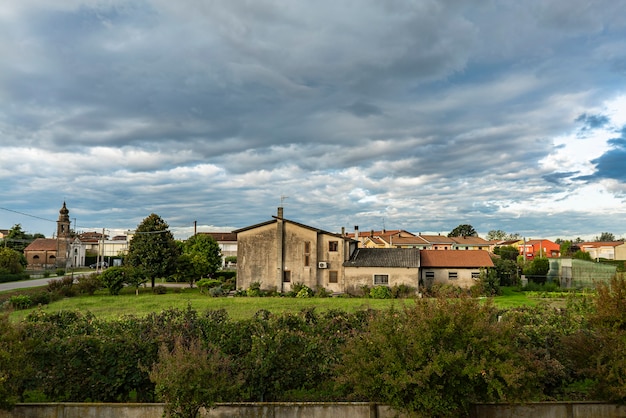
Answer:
[{"xmin": 1, "ymin": 276, "xmax": 626, "ymax": 417}]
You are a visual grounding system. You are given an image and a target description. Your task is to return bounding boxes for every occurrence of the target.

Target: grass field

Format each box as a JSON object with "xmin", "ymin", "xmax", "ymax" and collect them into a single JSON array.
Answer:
[{"xmin": 3, "ymin": 284, "xmax": 575, "ymax": 323}]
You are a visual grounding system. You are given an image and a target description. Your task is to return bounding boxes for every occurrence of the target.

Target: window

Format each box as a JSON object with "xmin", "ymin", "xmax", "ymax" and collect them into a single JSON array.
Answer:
[
  {"xmin": 329, "ymin": 241, "xmax": 338, "ymax": 252},
  {"xmin": 329, "ymin": 270, "xmax": 338, "ymax": 283},
  {"xmin": 374, "ymin": 274, "xmax": 389, "ymax": 285},
  {"xmin": 448, "ymin": 271, "xmax": 458, "ymax": 280},
  {"xmin": 283, "ymin": 271, "xmax": 291, "ymax": 283},
  {"xmin": 471, "ymin": 272, "xmax": 480, "ymax": 279},
  {"xmin": 425, "ymin": 271, "xmax": 434, "ymax": 279},
  {"xmin": 304, "ymin": 241, "xmax": 311, "ymax": 267}
]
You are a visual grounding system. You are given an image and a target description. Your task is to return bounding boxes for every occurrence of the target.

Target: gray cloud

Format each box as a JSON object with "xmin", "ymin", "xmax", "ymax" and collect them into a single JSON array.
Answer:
[{"xmin": 1, "ymin": 0, "xmax": 626, "ymax": 240}]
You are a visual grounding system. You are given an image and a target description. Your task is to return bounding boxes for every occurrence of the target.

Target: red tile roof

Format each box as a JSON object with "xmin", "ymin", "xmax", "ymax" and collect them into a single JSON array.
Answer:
[
  {"xmin": 24, "ymin": 238, "xmax": 59, "ymax": 251},
  {"xmin": 420, "ymin": 250, "xmax": 494, "ymax": 268}
]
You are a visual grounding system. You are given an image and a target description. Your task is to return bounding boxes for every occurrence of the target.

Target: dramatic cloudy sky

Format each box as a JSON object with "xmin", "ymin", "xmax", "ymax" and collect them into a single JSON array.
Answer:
[{"xmin": 2, "ymin": 0, "xmax": 626, "ymax": 240}]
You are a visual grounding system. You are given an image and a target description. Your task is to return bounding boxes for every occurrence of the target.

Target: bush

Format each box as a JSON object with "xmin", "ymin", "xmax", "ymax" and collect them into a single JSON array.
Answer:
[
  {"xmin": 46, "ymin": 276, "xmax": 76, "ymax": 297},
  {"xmin": 75, "ymin": 274, "xmax": 103, "ymax": 295},
  {"xmin": 369, "ymin": 286, "xmax": 392, "ymax": 299},
  {"xmin": 208, "ymin": 286, "xmax": 224, "ymax": 297},
  {"xmin": 246, "ymin": 281, "xmax": 263, "ymax": 297},
  {"xmin": 9, "ymin": 295, "xmax": 32, "ymax": 309},
  {"xmin": 296, "ymin": 286, "xmax": 313, "ymax": 298},
  {"xmin": 339, "ymin": 300, "xmax": 548, "ymax": 417},
  {"xmin": 55, "ymin": 269, "xmax": 65, "ymax": 277},
  {"xmin": 101, "ymin": 267, "xmax": 126, "ymax": 295},
  {"xmin": 153, "ymin": 285, "xmax": 168, "ymax": 295},
  {"xmin": 391, "ymin": 284, "xmax": 416, "ymax": 298},
  {"xmin": 197, "ymin": 279, "xmax": 222, "ymax": 294},
  {"xmin": 30, "ymin": 291, "xmax": 51, "ymax": 306},
  {"xmin": 425, "ymin": 283, "xmax": 465, "ymax": 298}
]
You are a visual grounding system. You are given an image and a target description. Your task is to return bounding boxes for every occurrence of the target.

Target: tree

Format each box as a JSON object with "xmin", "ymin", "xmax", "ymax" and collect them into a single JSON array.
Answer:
[
  {"xmin": 0, "ymin": 248, "xmax": 26, "ymax": 274},
  {"xmin": 182, "ymin": 234, "xmax": 222, "ymax": 286},
  {"xmin": 101, "ymin": 267, "xmax": 126, "ymax": 295},
  {"xmin": 486, "ymin": 230, "xmax": 520, "ymax": 241},
  {"xmin": 448, "ymin": 224, "xmax": 477, "ymax": 237},
  {"xmin": 493, "ymin": 245, "xmax": 518, "ymax": 261},
  {"xmin": 596, "ymin": 232, "xmax": 616, "ymax": 242},
  {"xmin": 149, "ymin": 337, "xmax": 239, "ymax": 418},
  {"xmin": 125, "ymin": 214, "xmax": 181, "ymax": 288}
]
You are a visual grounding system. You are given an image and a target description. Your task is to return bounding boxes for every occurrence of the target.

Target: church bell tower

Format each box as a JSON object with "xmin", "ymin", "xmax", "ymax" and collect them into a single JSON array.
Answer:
[{"xmin": 57, "ymin": 201, "xmax": 71, "ymax": 239}]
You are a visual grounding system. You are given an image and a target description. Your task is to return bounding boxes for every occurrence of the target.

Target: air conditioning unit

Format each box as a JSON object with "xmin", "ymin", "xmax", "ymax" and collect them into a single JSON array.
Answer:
[{"xmin": 318, "ymin": 261, "xmax": 328, "ymax": 269}]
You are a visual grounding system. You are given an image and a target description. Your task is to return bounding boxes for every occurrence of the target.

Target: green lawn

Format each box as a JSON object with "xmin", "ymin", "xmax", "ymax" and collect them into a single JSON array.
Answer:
[{"xmin": 5, "ymin": 285, "xmax": 574, "ymax": 323}]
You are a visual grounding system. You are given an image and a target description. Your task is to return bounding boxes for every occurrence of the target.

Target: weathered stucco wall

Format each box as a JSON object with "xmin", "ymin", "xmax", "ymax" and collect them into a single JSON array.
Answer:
[
  {"xmin": 421, "ymin": 267, "xmax": 479, "ymax": 289},
  {"xmin": 343, "ymin": 266, "xmax": 419, "ymax": 293},
  {"xmin": 2, "ymin": 402, "xmax": 626, "ymax": 418},
  {"xmin": 237, "ymin": 223, "xmax": 278, "ymax": 291}
]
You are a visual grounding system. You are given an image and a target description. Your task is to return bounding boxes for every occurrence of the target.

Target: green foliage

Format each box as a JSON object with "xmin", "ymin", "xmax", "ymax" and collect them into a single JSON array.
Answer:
[
  {"xmin": 153, "ymin": 285, "xmax": 168, "ymax": 294},
  {"xmin": 197, "ymin": 279, "xmax": 222, "ymax": 294},
  {"xmin": 492, "ymin": 257, "xmax": 519, "ymax": 286},
  {"xmin": 390, "ymin": 284, "xmax": 416, "ymax": 298},
  {"xmin": 339, "ymin": 300, "xmax": 548, "ymax": 417},
  {"xmin": 101, "ymin": 267, "xmax": 126, "ymax": 295},
  {"xmin": 125, "ymin": 214, "xmax": 181, "ymax": 288},
  {"xmin": 0, "ymin": 313, "xmax": 28, "ymax": 410},
  {"xmin": 9, "ymin": 295, "xmax": 32, "ymax": 310},
  {"xmin": 75, "ymin": 273, "xmax": 103, "ymax": 295},
  {"xmin": 595, "ymin": 232, "xmax": 616, "ymax": 242},
  {"xmin": 246, "ymin": 281, "xmax": 263, "ymax": 297},
  {"xmin": 149, "ymin": 337, "xmax": 239, "ymax": 418},
  {"xmin": 181, "ymin": 234, "xmax": 222, "ymax": 286},
  {"xmin": 369, "ymin": 285, "xmax": 392, "ymax": 299},
  {"xmin": 494, "ymin": 245, "xmax": 519, "ymax": 261},
  {"xmin": 573, "ymin": 250, "xmax": 593, "ymax": 261},
  {"xmin": 224, "ymin": 256, "xmax": 237, "ymax": 264},
  {"xmin": 448, "ymin": 224, "xmax": 478, "ymax": 237},
  {"xmin": 46, "ymin": 276, "xmax": 76, "ymax": 297},
  {"xmin": 0, "ymin": 247, "xmax": 26, "ymax": 274},
  {"xmin": 470, "ymin": 268, "xmax": 501, "ymax": 296},
  {"xmin": 523, "ymin": 257, "xmax": 550, "ymax": 281}
]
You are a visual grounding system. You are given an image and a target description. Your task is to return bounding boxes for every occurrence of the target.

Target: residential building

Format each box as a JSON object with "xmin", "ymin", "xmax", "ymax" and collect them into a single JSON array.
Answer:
[
  {"xmin": 234, "ymin": 207, "xmax": 357, "ymax": 293},
  {"xmin": 449, "ymin": 235, "xmax": 491, "ymax": 251},
  {"xmin": 342, "ymin": 248, "xmax": 420, "ymax": 293},
  {"xmin": 420, "ymin": 250, "xmax": 494, "ymax": 289},
  {"xmin": 579, "ymin": 241, "xmax": 626, "ymax": 260},
  {"xmin": 417, "ymin": 234, "xmax": 456, "ymax": 250},
  {"xmin": 356, "ymin": 229, "xmax": 430, "ymax": 249},
  {"xmin": 519, "ymin": 239, "xmax": 560, "ymax": 259}
]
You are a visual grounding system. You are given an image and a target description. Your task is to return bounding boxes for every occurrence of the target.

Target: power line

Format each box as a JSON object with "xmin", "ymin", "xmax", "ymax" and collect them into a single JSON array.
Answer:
[{"xmin": 0, "ymin": 207, "xmax": 56, "ymax": 223}]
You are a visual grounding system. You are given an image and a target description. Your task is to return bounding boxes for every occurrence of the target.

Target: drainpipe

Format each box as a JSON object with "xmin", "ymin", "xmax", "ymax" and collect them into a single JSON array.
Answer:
[{"xmin": 277, "ymin": 207, "xmax": 285, "ymax": 292}]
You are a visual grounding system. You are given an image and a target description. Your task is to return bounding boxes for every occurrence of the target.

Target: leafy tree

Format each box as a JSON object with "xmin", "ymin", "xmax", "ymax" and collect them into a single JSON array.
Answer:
[
  {"xmin": 181, "ymin": 234, "xmax": 222, "ymax": 286},
  {"xmin": 492, "ymin": 257, "xmax": 519, "ymax": 286},
  {"xmin": 339, "ymin": 300, "xmax": 543, "ymax": 417},
  {"xmin": 101, "ymin": 267, "xmax": 126, "ymax": 295},
  {"xmin": 150, "ymin": 337, "xmax": 239, "ymax": 418},
  {"xmin": 573, "ymin": 250, "xmax": 592, "ymax": 261},
  {"xmin": 125, "ymin": 214, "xmax": 181, "ymax": 288},
  {"xmin": 124, "ymin": 266, "xmax": 148, "ymax": 295},
  {"xmin": 486, "ymin": 230, "xmax": 521, "ymax": 241},
  {"xmin": 596, "ymin": 232, "xmax": 616, "ymax": 242},
  {"xmin": 0, "ymin": 248, "xmax": 26, "ymax": 274},
  {"xmin": 448, "ymin": 224, "xmax": 477, "ymax": 237},
  {"xmin": 523, "ymin": 257, "xmax": 550, "ymax": 282},
  {"xmin": 493, "ymin": 245, "xmax": 518, "ymax": 261}
]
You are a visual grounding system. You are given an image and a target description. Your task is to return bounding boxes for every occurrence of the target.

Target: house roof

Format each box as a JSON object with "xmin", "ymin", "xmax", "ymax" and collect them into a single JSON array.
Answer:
[
  {"xmin": 24, "ymin": 238, "xmax": 59, "ymax": 251},
  {"xmin": 417, "ymin": 234, "xmax": 456, "ymax": 245},
  {"xmin": 420, "ymin": 250, "xmax": 494, "ymax": 268},
  {"xmin": 234, "ymin": 217, "xmax": 352, "ymax": 241},
  {"xmin": 449, "ymin": 236, "xmax": 490, "ymax": 246},
  {"xmin": 579, "ymin": 241, "xmax": 625, "ymax": 248},
  {"xmin": 343, "ymin": 248, "xmax": 420, "ymax": 268},
  {"xmin": 198, "ymin": 232, "xmax": 237, "ymax": 242}
]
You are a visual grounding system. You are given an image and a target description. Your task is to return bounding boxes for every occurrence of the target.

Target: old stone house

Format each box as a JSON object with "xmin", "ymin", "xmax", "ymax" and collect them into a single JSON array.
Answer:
[{"xmin": 234, "ymin": 207, "xmax": 357, "ymax": 293}]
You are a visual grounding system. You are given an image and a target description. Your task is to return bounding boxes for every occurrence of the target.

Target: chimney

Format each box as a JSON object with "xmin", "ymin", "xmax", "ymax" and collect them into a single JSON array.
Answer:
[
  {"xmin": 354, "ymin": 226, "xmax": 359, "ymax": 240},
  {"xmin": 277, "ymin": 207, "xmax": 284, "ymax": 219}
]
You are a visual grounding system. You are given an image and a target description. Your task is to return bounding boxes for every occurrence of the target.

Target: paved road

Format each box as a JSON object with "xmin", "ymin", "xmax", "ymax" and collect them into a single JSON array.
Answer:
[{"xmin": 0, "ymin": 276, "xmax": 190, "ymax": 292}]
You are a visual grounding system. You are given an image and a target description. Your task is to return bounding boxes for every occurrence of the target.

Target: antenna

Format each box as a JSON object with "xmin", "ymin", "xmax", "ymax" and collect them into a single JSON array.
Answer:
[{"xmin": 280, "ymin": 195, "xmax": 289, "ymax": 206}]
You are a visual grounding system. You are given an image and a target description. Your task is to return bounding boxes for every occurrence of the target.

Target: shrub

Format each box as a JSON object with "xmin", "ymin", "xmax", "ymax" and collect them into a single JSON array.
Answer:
[
  {"xmin": 55, "ymin": 269, "xmax": 65, "ymax": 277},
  {"xmin": 30, "ymin": 291, "xmax": 51, "ymax": 306},
  {"xmin": 425, "ymin": 283, "xmax": 465, "ymax": 298},
  {"xmin": 75, "ymin": 274, "xmax": 103, "ymax": 295},
  {"xmin": 101, "ymin": 267, "xmax": 126, "ymax": 295},
  {"xmin": 339, "ymin": 300, "xmax": 548, "ymax": 417},
  {"xmin": 246, "ymin": 281, "xmax": 263, "ymax": 297},
  {"xmin": 150, "ymin": 337, "xmax": 240, "ymax": 418},
  {"xmin": 314, "ymin": 286, "xmax": 333, "ymax": 298},
  {"xmin": 46, "ymin": 276, "xmax": 76, "ymax": 297},
  {"xmin": 153, "ymin": 285, "xmax": 168, "ymax": 295},
  {"xmin": 391, "ymin": 284, "xmax": 416, "ymax": 298},
  {"xmin": 9, "ymin": 295, "xmax": 32, "ymax": 310},
  {"xmin": 208, "ymin": 286, "xmax": 224, "ymax": 297},
  {"xmin": 369, "ymin": 286, "xmax": 392, "ymax": 299},
  {"xmin": 296, "ymin": 286, "xmax": 313, "ymax": 298},
  {"xmin": 197, "ymin": 279, "xmax": 222, "ymax": 294}
]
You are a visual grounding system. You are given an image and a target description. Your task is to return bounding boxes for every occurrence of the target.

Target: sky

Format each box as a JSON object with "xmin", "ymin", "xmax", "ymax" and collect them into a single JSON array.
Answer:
[{"xmin": 1, "ymin": 0, "xmax": 626, "ymax": 241}]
